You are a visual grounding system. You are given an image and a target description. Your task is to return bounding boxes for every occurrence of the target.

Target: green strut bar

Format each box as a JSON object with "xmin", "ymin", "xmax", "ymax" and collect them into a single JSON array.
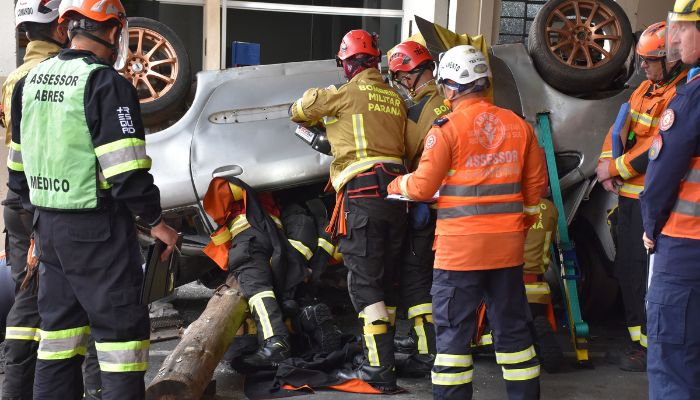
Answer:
[{"xmin": 536, "ymin": 112, "xmax": 590, "ymax": 363}]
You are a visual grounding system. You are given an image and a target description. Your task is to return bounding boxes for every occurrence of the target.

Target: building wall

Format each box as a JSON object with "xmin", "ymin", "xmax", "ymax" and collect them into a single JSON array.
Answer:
[
  {"xmin": 617, "ymin": 0, "xmax": 676, "ymax": 31},
  {"xmin": 0, "ymin": 2, "xmax": 17, "ymax": 80}
]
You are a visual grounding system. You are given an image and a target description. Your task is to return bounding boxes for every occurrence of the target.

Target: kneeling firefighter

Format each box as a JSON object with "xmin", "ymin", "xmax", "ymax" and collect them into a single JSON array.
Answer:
[
  {"xmin": 388, "ymin": 45, "xmax": 546, "ymax": 400},
  {"xmin": 290, "ymin": 29, "xmax": 408, "ymax": 391},
  {"xmin": 387, "ymin": 40, "xmax": 449, "ymax": 376},
  {"xmin": 202, "ymin": 178, "xmax": 307, "ymax": 368}
]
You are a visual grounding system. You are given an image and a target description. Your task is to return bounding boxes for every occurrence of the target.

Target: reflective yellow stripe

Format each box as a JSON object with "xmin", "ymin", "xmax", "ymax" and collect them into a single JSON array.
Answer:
[
  {"xmin": 37, "ymin": 326, "xmax": 91, "ymax": 360},
  {"xmin": 331, "ymin": 156, "xmax": 403, "ymax": 191},
  {"xmin": 640, "ymin": 333, "xmax": 647, "ymax": 348},
  {"xmin": 615, "ymin": 156, "xmax": 634, "ymax": 180},
  {"xmin": 628, "ymin": 325, "xmax": 641, "ymax": 341},
  {"xmin": 478, "ymin": 333, "xmax": 493, "ymax": 346},
  {"xmin": 9, "ymin": 141, "xmax": 21, "ymax": 151},
  {"xmin": 95, "ymin": 340, "xmax": 149, "ymax": 372},
  {"xmin": 94, "ymin": 138, "xmax": 146, "ymax": 157},
  {"xmin": 387, "ymin": 306, "xmax": 397, "ymax": 326},
  {"xmin": 352, "ymin": 114, "xmax": 368, "ymax": 159},
  {"xmin": 502, "ymin": 365, "xmax": 540, "ymax": 381},
  {"xmin": 525, "ymin": 283, "xmax": 550, "ymax": 295},
  {"xmin": 620, "ymin": 183, "xmax": 644, "ymax": 196},
  {"xmin": 447, "ymin": 169, "xmax": 456, "ymax": 176},
  {"xmin": 399, "ymin": 174, "xmax": 413, "ymax": 199},
  {"xmin": 249, "ymin": 291, "xmax": 276, "ymax": 340},
  {"xmin": 211, "ymin": 229, "xmax": 233, "ymax": 246},
  {"xmin": 495, "ymin": 345, "xmax": 537, "ymax": 364},
  {"xmin": 294, "ymin": 100, "xmax": 308, "ymax": 121},
  {"xmin": 228, "ymin": 215, "xmax": 252, "ymax": 239},
  {"xmin": 524, "ymin": 204, "xmax": 540, "ymax": 215},
  {"xmin": 317, "ymin": 238, "xmax": 335, "ymax": 255},
  {"xmin": 435, "ymin": 354, "xmax": 473, "ymax": 368},
  {"xmin": 414, "ymin": 323, "xmax": 429, "ymax": 354},
  {"xmin": 101, "ymin": 159, "xmax": 152, "ymax": 179},
  {"xmin": 599, "ymin": 150, "xmax": 613, "ymax": 159},
  {"xmin": 365, "ymin": 334, "xmax": 380, "ymax": 366},
  {"xmin": 630, "ymin": 110, "xmax": 659, "ymax": 127},
  {"xmin": 431, "ymin": 370, "xmax": 473, "ymax": 385},
  {"xmin": 363, "ymin": 324, "xmax": 389, "ymax": 335},
  {"xmin": 542, "ymin": 231, "xmax": 552, "ymax": 267},
  {"xmin": 288, "ymin": 239, "xmax": 313, "ymax": 260},
  {"xmin": 5, "ymin": 326, "xmax": 40, "ymax": 341},
  {"xmin": 269, "ymin": 214, "xmax": 283, "ymax": 229},
  {"xmin": 323, "ymin": 116, "xmax": 338, "ymax": 125},
  {"xmin": 407, "ymin": 303, "xmax": 432, "ymax": 319}
]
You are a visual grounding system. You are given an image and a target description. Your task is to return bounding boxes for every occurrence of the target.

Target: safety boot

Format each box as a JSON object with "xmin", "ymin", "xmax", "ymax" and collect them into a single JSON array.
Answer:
[
  {"xmin": 395, "ymin": 314, "xmax": 436, "ymax": 355},
  {"xmin": 83, "ymin": 388, "xmax": 102, "ymax": 400},
  {"xmin": 396, "ymin": 353, "xmax": 435, "ymax": 378},
  {"xmin": 620, "ymin": 344, "xmax": 646, "ymax": 372},
  {"xmin": 241, "ymin": 335, "xmax": 291, "ymax": 369},
  {"xmin": 335, "ymin": 321, "xmax": 397, "ymax": 392},
  {"xmin": 298, "ymin": 303, "xmax": 343, "ymax": 353},
  {"xmin": 394, "ymin": 333, "xmax": 418, "ymax": 354}
]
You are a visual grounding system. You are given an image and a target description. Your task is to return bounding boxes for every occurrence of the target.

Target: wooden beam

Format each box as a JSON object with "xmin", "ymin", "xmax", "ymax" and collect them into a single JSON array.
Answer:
[{"xmin": 146, "ymin": 274, "xmax": 247, "ymax": 400}]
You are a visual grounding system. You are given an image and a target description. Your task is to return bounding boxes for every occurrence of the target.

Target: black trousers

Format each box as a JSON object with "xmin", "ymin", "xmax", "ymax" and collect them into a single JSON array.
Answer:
[
  {"xmin": 339, "ymin": 197, "xmax": 407, "ymax": 314},
  {"xmin": 2, "ymin": 194, "xmax": 38, "ymax": 400},
  {"xmin": 400, "ymin": 208, "xmax": 435, "ymax": 317},
  {"xmin": 229, "ymin": 228, "xmax": 287, "ymax": 341},
  {"xmin": 33, "ymin": 206, "xmax": 149, "ymax": 400},
  {"xmin": 431, "ymin": 267, "xmax": 540, "ymax": 400},
  {"xmin": 614, "ymin": 196, "xmax": 647, "ymax": 345}
]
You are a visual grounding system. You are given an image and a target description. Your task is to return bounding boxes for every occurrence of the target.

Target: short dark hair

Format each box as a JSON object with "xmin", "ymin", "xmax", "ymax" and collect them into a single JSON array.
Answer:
[
  {"xmin": 67, "ymin": 15, "xmax": 119, "ymax": 37},
  {"xmin": 23, "ymin": 19, "xmax": 58, "ymax": 41}
]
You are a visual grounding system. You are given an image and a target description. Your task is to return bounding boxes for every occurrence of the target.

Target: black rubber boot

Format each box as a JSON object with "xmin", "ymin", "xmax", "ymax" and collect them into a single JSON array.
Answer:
[
  {"xmin": 396, "ymin": 353, "xmax": 435, "ymax": 378},
  {"xmin": 394, "ymin": 333, "xmax": 418, "ymax": 354},
  {"xmin": 335, "ymin": 321, "xmax": 397, "ymax": 392},
  {"xmin": 241, "ymin": 335, "xmax": 291, "ymax": 369},
  {"xmin": 298, "ymin": 303, "xmax": 343, "ymax": 353},
  {"xmin": 620, "ymin": 343, "xmax": 646, "ymax": 372},
  {"xmin": 335, "ymin": 363, "xmax": 398, "ymax": 392}
]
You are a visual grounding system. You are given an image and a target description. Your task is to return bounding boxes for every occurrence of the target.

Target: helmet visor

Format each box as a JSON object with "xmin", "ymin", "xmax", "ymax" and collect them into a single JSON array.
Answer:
[
  {"xmin": 666, "ymin": 14, "xmax": 699, "ymax": 64},
  {"xmin": 114, "ymin": 20, "xmax": 129, "ymax": 70}
]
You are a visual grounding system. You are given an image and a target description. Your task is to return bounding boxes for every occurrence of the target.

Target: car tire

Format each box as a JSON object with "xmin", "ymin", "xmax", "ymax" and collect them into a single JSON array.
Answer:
[
  {"xmin": 121, "ymin": 17, "xmax": 192, "ymax": 127},
  {"xmin": 527, "ymin": 0, "xmax": 633, "ymax": 93}
]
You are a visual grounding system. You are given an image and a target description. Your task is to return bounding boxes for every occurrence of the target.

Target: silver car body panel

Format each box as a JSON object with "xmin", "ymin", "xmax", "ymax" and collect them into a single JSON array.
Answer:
[{"xmin": 147, "ymin": 44, "xmax": 635, "ymax": 227}]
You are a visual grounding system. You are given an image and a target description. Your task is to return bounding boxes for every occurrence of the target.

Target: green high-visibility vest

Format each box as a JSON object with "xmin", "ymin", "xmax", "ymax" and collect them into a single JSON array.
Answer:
[{"xmin": 21, "ymin": 56, "xmax": 107, "ymax": 210}]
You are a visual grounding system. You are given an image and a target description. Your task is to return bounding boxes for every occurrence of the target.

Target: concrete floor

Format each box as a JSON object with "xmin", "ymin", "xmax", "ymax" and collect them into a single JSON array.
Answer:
[{"xmin": 143, "ymin": 283, "xmax": 649, "ymax": 400}]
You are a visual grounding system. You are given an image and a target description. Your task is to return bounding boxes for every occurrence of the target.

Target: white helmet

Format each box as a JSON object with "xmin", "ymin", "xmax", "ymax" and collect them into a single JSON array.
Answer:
[
  {"xmin": 435, "ymin": 45, "xmax": 491, "ymax": 87},
  {"xmin": 15, "ymin": 0, "xmax": 62, "ymax": 28}
]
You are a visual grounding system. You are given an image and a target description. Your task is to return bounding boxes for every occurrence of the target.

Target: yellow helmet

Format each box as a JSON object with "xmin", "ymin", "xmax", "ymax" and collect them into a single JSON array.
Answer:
[{"xmin": 669, "ymin": 0, "xmax": 700, "ymax": 22}]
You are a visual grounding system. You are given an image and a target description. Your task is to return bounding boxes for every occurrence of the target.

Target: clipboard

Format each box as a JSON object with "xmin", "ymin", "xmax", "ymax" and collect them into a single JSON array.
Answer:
[{"xmin": 141, "ymin": 238, "xmax": 181, "ymax": 305}]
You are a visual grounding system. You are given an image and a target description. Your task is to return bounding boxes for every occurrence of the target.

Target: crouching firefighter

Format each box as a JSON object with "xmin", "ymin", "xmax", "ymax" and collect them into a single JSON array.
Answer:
[
  {"xmin": 290, "ymin": 29, "xmax": 408, "ymax": 392},
  {"xmin": 202, "ymin": 178, "xmax": 307, "ymax": 368},
  {"xmin": 388, "ymin": 40, "xmax": 449, "ymax": 376},
  {"xmin": 388, "ymin": 45, "xmax": 547, "ymax": 400}
]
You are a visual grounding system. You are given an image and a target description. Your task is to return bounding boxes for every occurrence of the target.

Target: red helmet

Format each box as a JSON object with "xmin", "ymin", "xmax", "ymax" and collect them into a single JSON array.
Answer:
[
  {"xmin": 337, "ymin": 29, "xmax": 380, "ymax": 61},
  {"xmin": 389, "ymin": 41, "xmax": 433, "ymax": 74}
]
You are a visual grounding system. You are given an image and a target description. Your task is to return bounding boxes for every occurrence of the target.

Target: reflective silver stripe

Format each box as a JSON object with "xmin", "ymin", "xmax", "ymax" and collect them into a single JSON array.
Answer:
[
  {"xmin": 495, "ymin": 345, "xmax": 537, "ymax": 364},
  {"xmin": 684, "ymin": 169, "xmax": 700, "ymax": 183},
  {"xmin": 435, "ymin": 354, "xmax": 473, "ymax": 367},
  {"xmin": 440, "ymin": 182, "xmax": 521, "ymax": 197},
  {"xmin": 37, "ymin": 327, "xmax": 90, "ymax": 360},
  {"xmin": 97, "ymin": 145, "xmax": 148, "ymax": 171},
  {"xmin": 431, "ymin": 370, "xmax": 473, "ymax": 385},
  {"xmin": 502, "ymin": 365, "xmax": 540, "ymax": 381},
  {"xmin": 8, "ymin": 146, "xmax": 22, "ymax": 165},
  {"xmin": 672, "ymin": 199, "xmax": 700, "ymax": 217},
  {"xmin": 96, "ymin": 347, "xmax": 149, "ymax": 369},
  {"xmin": 437, "ymin": 201, "xmax": 523, "ymax": 219}
]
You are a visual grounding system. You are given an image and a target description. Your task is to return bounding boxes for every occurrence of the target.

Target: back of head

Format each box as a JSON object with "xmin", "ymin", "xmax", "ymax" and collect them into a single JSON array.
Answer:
[
  {"xmin": 388, "ymin": 41, "xmax": 433, "ymax": 75},
  {"xmin": 435, "ymin": 45, "xmax": 491, "ymax": 99},
  {"xmin": 15, "ymin": 0, "xmax": 62, "ymax": 42},
  {"xmin": 336, "ymin": 29, "xmax": 381, "ymax": 80}
]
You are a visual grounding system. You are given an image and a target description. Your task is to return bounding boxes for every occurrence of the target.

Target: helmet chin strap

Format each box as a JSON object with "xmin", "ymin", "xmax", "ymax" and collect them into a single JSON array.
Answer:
[{"xmin": 71, "ymin": 29, "xmax": 118, "ymax": 63}]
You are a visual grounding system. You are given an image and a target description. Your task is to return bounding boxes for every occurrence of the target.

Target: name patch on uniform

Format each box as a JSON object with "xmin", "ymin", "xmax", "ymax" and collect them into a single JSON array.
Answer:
[
  {"xmin": 29, "ymin": 176, "xmax": 70, "ymax": 193},
  {"xmin": 659, "ymin": 109, "xmax": 675, "ymax": 131},
  {"xmin": 648, "ymin": 135, "xmax": 663, "ymax": 160}
]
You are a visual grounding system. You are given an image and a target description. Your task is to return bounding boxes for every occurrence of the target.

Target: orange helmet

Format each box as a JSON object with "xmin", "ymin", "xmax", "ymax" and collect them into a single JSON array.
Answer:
[
  {"xmin": 337, "ymin": 29, "xmax": 380, "ymax": 61},
  {"xmin": 389, "ymin": 41, "xmax": 433, "ymax": 74},
  {"xmin": 58, "ymin": 0, "xmax": 126, "ymax": 26},
  {"xmin": 637, "ymin": 22, "xmax": 668, "ymax": 58}
]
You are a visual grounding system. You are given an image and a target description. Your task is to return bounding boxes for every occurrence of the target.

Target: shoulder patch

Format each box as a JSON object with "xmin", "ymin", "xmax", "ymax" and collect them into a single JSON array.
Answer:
[
  {"xmin": 659, "ymin": 109, "xmax": 675, "ymax": 131},
  {"xmin": 433, "ymin": 116, "xmax": 449, "ymax": 127}
]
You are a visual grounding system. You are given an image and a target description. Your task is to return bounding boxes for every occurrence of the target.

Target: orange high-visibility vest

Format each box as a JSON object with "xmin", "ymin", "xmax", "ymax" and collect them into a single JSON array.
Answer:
[
  {"xmin": 661, "ymin": 157, "xmax": 700, "ymax": 240},
  {"xmin": 434, "ymin": 101, "xmax": 540, "ymax": 235}
]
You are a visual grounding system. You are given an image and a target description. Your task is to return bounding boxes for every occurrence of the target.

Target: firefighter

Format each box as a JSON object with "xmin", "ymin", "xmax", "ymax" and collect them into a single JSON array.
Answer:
[
  {"xmin": 201, "ymin": 178, "xmax": 308, "ymax": 369},
  {"xmin": 290, "ymin": 29, "xmax": 407, "ymax": 391},
  {"xmin": 1, "ymin": 1, "xmax": 101, "ymax": 399},
  {"xmin": 388, "ymin": 45, "xmax": 546, "ymax": 400},
  {"xmin": 640, "ymin": 1, "xmax": 700, "ymax": 398},
  {"xmin": 387, "ymin": 40, "xmax": 448, "ymax": 375},
  {"xmin": 596, "ymin": 21, "xmax": 688, "ymax": 372},
  {"xmin": 7, "ymin": 0, "xmax": 179, "ymax": 398}
]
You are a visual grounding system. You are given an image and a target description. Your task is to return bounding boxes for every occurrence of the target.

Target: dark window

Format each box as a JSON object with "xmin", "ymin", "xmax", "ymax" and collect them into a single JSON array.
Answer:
[{"xmin": 497, "ymin": 0, "xmax": 546, "ymax": 45}]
